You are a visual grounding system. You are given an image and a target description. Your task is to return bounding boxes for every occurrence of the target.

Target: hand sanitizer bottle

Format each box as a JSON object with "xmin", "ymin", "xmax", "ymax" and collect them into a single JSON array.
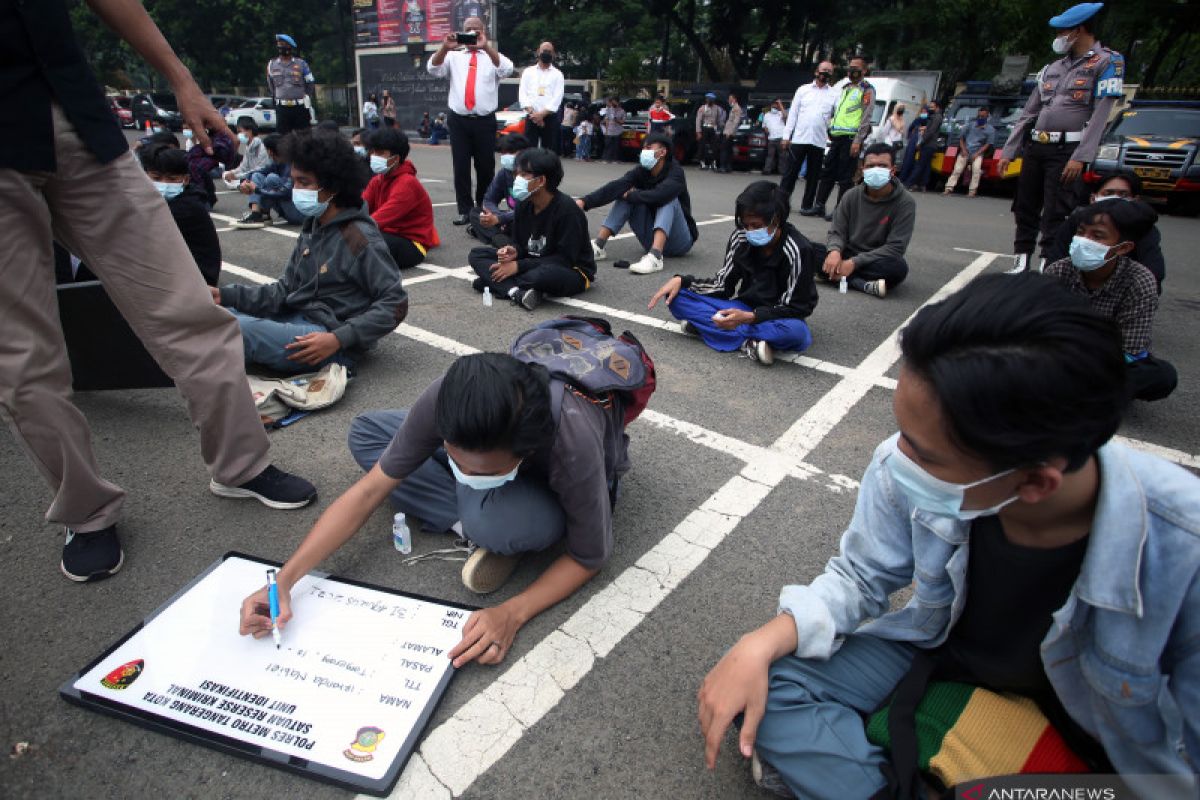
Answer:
[
  {"xmin": 392, "ymin": 513, "xmax": 412, "ymax": 554},
  {"xmin": 482, "ymin": 287, "xmax": 493, "ymax": 307},
  {"xmin": 839, "ymin": 276, "xmax": 848, "ymax": 294}
]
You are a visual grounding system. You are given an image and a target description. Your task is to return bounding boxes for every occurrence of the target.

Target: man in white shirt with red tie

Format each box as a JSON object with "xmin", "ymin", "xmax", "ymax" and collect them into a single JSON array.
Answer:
[
  {"xmin": 428, "ymin": 17, "xmax": 513, "ymax": 225},
  {"xmin": 519, "ymin": 42, "xmax": 564, "ymax": 154}
]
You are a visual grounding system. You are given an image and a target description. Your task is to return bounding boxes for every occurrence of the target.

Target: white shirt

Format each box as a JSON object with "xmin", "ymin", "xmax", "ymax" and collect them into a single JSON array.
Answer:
[
  {"xmin": 763, "ymin": 108, "xmax": 788, "ymax": 139},
  {"xmin": 427, "ymin": 47, "xmax": 514, "ymax": 116},
  {"xmin": 783, "ymin": 82, "xmax": 837, "ymax": 147},
  {"xmin": 518, "ymin": 64, "xmax": 564, "ymax": 114}
]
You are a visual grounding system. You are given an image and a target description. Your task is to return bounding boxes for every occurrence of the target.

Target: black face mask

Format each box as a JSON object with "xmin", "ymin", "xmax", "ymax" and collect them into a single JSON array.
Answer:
[
  {"xmin": 848, "ymin": 68, "xmax": 863, "ymax": 80},
  {"xmin": 278, "ymin": 47, "xmax": 292, "ymax": 57},
  {"xmin": 816, "ymin": 72, "xmax": 831, "ymax": 83},
  {"xmin": 538, "ymin": 51, "xmax": 553, "ymax": 64}
]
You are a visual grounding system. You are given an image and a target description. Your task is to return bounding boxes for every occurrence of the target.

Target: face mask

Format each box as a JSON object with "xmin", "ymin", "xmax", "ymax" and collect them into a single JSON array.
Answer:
[
  {"xmin": 511, "ymin": 175, "xmax": 537, "ymax": 201},
  {"xmin": 976, "ymin": 116, "xmax": 988, "ymax": 126},
  {"xmin": 862, "ymin": 166, "xmax": 891, "ymax": 189},
  {"xmin": 153, "ymin": 181, "xmax": 185, "ymax": 200},
  {"xmin": 278, "ymin": 48, "xmax": 292, "ymax": 57},
  {"xmin": 817, "ymin": 72, "xmax": 831, "ymax": 83},
  {"xmin": 1051, "ymin": 34, "xmax": 1072, "ymax": 54},
  {"xmin": 369, "ymin": 154, "xmax": 391, "ymax": 174},
  {"xmin": 237, "ymin": 132, "xmax": 249, "ymax": 145},
  {"xmin": 848, "ymin": 68, "xmax": 863, "ymax": 80},
  {"xmin": 354, "ymin": 145, "xmax": 367, "ymax": 157},
  {"xmin": 886, "ymin": 439, "xmax": 1018, "ymax": 520},
  {"xmin": 538, "ymin": 51, "xmax": 553, "ymax": 64},
  {"xmin": 500, "ymin": 153, "xmax": 516, "ymax": 171},
  {"xmin": 639, "ymin": 149, "xmax": 659, "ymax": 169},
  {"xmin": 919, "ymin": 113, "xmax": 928, "ymax": 120},
  {"xmin": 1069, "ymin": 235, "xmax": 1116, "ymax": 271},
  {"xmin": 744, "ymin": 225, "xmax": 775, "ymax": 247},
  {"xmin": 292, "ymin": 187, "xmax": 328, "ymax": 218},
  {"xmin": 448, "ymin": 454, "xmax": 520, "ymax": 491}
]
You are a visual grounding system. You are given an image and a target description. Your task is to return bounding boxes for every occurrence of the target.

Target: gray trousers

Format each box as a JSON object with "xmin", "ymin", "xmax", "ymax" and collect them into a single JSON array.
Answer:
[{"xmin": 347, "ymin": 410, "xmax": 566, "ymax": 555}]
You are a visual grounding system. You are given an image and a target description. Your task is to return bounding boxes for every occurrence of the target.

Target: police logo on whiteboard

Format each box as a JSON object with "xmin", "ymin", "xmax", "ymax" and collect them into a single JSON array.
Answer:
[
  {"xmin": 343, "ymin": 726, "xmax": 385, "ymax": 762},
  {"xmin": 100, "ymin": 658, "xmax": 144, "ymax": 690}
]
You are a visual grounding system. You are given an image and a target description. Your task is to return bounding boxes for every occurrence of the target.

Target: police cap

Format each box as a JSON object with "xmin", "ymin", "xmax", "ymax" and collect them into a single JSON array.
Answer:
[
  {"xmin": 276, "ymin": 33, "xmax": 298, "ymax": 47},
  {"xmin": 1049, "ymin": 2, "xmax": 1103, "ymax": 29}
]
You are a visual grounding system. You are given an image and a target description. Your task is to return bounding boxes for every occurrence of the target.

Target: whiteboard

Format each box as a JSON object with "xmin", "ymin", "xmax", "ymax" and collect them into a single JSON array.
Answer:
[{"xmin": 60, "ymin": 553, "xmax": 474, "ymax": 796}]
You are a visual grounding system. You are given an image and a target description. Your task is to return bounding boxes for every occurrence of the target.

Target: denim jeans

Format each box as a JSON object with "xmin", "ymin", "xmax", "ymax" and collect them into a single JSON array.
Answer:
[
  {"xmin": 601, "ymin": 198, "xmax": 694, "ymax": 256},
  {"xmin": 226, "ymin": 309, "xmax": 352, "ymax": 374}
]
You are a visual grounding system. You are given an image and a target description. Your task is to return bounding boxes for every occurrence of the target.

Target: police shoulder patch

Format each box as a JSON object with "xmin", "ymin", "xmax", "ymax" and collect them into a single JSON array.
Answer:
[{"xmin": 1096, "ymin": 53, "xmax": 1125, "ymax": 98}]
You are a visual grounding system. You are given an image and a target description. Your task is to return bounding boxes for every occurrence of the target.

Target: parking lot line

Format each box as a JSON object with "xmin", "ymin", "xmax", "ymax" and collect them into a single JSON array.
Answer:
[{"xmin": 210, "ymin": 212, "xmax": 300, "ymax": 238}]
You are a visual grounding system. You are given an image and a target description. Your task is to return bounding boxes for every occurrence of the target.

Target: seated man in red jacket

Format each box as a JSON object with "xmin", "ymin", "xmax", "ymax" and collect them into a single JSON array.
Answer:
[{"xmin": 363, "ymin": 128, "xmax": 439, "ymax": 268}]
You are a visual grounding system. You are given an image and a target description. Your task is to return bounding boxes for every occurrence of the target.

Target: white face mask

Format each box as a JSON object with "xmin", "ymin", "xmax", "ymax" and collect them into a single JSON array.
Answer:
[
  {"xmin": 1052, "ymin": 33, "xmax": 1073, "ymax": 54},
  {"xmin": 885, "ymin": 437, "xmax": 1019, "ymax": 521},
  {"xmin": 862, "ymin": 166, "xmax": 892, "ymax": 189},
  {"xmin": 448, "ymin": 453, "xmax": 521, "ymax": 491},
  {"xmin": 369, "ymin": 154, "xmax": 391, "ymax": 174}
]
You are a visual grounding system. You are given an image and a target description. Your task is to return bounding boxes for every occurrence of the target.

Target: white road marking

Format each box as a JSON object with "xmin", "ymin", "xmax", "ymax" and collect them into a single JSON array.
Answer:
[
  {"xmin": 432, "ymin": 201, "xmax": 458, "ymax": 207},
  {"xmin": 607, "ymin": 214, "xmax": 734, "ymax": 242},
  {"xmin": 210, "ymin": 212, "xmax": 300, "ymax": 238},
  {"xmin": 1112, "ymin": 436, "xmax": 1200, "ymax": 470}
]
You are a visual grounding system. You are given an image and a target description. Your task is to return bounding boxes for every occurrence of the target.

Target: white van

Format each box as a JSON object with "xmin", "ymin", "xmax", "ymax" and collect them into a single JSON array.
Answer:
[{"xmin": 831, "ymin": 76, "xmax": 928, "ymax": 146}]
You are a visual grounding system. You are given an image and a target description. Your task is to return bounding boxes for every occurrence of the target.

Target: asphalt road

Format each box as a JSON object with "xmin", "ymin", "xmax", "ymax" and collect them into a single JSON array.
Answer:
[{"xmin": 2, "ymin": 140, "xmax": 1197, "ymax": 800}]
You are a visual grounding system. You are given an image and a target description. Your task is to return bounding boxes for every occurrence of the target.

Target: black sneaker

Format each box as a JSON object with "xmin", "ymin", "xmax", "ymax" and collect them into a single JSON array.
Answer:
[
  {"xmin": 234, "ymin": 210, "xmax": 269, "ymax": 229},
  {"xmin": 61, "ymin": 525, "xmax": 124, "ymax": 583},
  {"xmin": 451, "ymin": 213, "xmax": 470, "ymax": 226},
  {"xmin": 517, "ymin": 288, "xmax": 542, "ymax": 311},
  {"xmin": 209, "ymin": 465, "xmax": 317, "ymax": 509}
]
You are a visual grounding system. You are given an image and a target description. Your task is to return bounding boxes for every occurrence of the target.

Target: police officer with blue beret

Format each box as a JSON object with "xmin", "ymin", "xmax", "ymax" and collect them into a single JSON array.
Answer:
[
  {"xmin": 997, "ymin": 2, "xmax": 1125, "ymax": 273},
  {"xmin": 268, "ymin": 34, "xmax": 315, "ymax": 135}
]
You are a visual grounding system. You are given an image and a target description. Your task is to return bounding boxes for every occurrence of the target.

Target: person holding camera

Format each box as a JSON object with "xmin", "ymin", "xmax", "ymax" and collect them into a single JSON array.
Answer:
[{"xmin": 428, "ymin": 17, "xmax": 513, "ymax": 226}]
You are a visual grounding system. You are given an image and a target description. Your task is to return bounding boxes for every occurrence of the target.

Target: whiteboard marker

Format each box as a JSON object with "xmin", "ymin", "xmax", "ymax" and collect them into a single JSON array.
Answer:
[{"xmin": 266, "ymin": 569, "xmax": 282, "ymax": 649}]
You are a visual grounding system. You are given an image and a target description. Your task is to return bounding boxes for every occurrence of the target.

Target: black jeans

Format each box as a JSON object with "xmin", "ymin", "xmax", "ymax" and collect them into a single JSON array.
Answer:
[
  {"xmin": 526, "ymin": 113, "xmax": 561, "ymax": 154},
  {"xmin": 781, "ymin": 143, "xmax": 826, "ymax": 210},
  {"xmin": 1127, "ymin": 355, "xmax": 1178, "ymax": 402},
  {"xmin": 381, "ymin": 232, "xmax": 426, "ymax": 269},
  {"xmin": 447, "ymin": 111, "xmax": 498, "ymax": 215},
  {"xmin": 467, "ymin": 208, "xmax": 509, "ymax": 246},
  {"xmin": 468, "ymin": 246, "xmax": 588, "ymax": 297},
  {"xmin": 812, "ymin": 245, "xmax": 910, "ymax": 289},
  {"xmin": 276, "ymin": 104, "xmax": 310, "ymax": 135},
  {"xmin": 602, "ymin": 135, "xmax": 622, "ymax": 162},
  {"xmin": 719, "ymin": 134, "xmax": 735, "ymax": 171},
  {"xmin": 1012, "ymin": 140, "xmax": 1087, "ymax": 256},
  {"xmin": 815, "ymin": 136, "xmax": 857, "ymax": 207},
  {"xmin": 699, "ymin": 127, "xmax": 718, "ymax": 166}
]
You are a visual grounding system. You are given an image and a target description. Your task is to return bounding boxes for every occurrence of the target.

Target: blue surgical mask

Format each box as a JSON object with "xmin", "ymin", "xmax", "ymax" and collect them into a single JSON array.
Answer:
[
  {"xmin": 153, "ymin": 181, "xmax": 185, "ymax": 200},
  {"xmin": 500, "ymin": 153, "xmax": 516, "ymax": 171},
  {"xmin": 237, "ymin": 132, "xmax": 249, "ymax": 145},
  {"xmin": 639, "ymin": 149, "xmax": 659, "ymax": 169},
  {"xmin": 447, "ymin": 453, "xmax": 521, "ymax": 491},
  {"xmin": 292, "ymin": 187, "xmax": 328, "ymax": 218},
  {"xmin": 885, "ymin": 437, "xmax": 1018, "ymax": 520},
  {"xmin": 369, "ymin": 154, "xmax": 391, "ymax": 174},
  {"xmin": 512, "ymin": 175, "xmax": 534, "ymax": 201},
  {"xmin": 1069, "ymin": 235, "xmax": 1116, "ymax": 272},
  {"xmin": 354, "ymin": 145, "xmax": 367, "ymax": 157},
  {"xmin": 919, "ymin": 112, "xmax": 928, "ymax": 120},
  {"xmin": 744, "ymin": 225, "xmax": 775, "ymax": 247},
  {"xmin": 862, "ymin": 167, "xmax": 891, "ymax": 189}
]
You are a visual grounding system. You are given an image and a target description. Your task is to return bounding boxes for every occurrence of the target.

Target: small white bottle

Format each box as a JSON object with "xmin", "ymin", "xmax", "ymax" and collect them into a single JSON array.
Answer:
[
  {"xmin": 839, "ymin": 276, "xmax": 848, "ymax": 294},
  {"xmin": 482, "ymin": 287, "xmax": 493, "ymax": 307},
  {"xmin": 392, "ymin": 512, "xmax": 412, "ymax": 554},
  {"xmin": 182, "ymin": 128, "xmax": 193, "ymax": 150}
]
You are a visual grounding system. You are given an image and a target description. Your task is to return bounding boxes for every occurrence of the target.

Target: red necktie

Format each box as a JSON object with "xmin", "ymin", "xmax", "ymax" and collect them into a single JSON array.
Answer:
[{"xmin": 464, "ymin": 50, "xmax": 478, "ymax": 112}]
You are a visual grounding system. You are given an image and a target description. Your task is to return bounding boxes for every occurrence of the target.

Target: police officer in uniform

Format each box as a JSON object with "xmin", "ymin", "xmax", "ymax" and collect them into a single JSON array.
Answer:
[
  {"xmin": 267, "ymin": 34, "xmax": 315, "ymax": 135},
  {"xmin": 998, "ymin": 2, "xmax": 1124, "ymax": 273}
]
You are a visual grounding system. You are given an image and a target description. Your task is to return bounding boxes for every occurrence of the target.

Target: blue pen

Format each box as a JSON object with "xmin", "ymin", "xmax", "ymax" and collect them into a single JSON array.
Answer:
[{"xmin": 266, "ymin": 569, "xmax": 282, "ymax": 649}]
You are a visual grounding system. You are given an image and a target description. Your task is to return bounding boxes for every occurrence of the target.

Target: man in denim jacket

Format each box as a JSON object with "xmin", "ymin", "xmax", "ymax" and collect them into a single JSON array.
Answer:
[{"xmin": 699, "ymin": 273, "xmax": 1198, "ymax": 799}]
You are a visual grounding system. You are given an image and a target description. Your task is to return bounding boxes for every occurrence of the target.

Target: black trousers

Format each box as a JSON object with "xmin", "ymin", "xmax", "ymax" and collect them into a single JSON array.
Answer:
[
  {"xmin": 467, "ymin": 208, "xmax": 509, "ymax": 246},
  {"xmin": 276, "ymin": 104, "xmax": 311, "ymax": 135},
  {"xmin": 602, "ymin": 135, "xmax": 622, "ymax": 162},
  {"xmin": 699, "ymin": 127, "xmax": 718, "ymax": 165},
  {"xmin": 719, "ymin": 134, "xmax": 735, "ymax": 171},
  {"xmin": 381, "ymin": 232, "xmax": 426, "ymax": 269},
  {"xmin": 448, "ymin": 111, "xmax": 498, "ymax": 215},
  {"xmin": 815, "ymin": 136, "xmax": 857, "ymax": 207},
  {"xmin": 1012, "ymin": 140, "xmax": 1088, "ymax": 256},
  {"xmin": 526, "ymin": 113, "xmax": 561, "ymax": 154},
  {"xmin": 812, "ymin": 245, "xmax": 910, "ymax": 289},
  {"xmin": 780, "ymin": 143, "xmax": 825, "ymax": 210},
  {"xmin": 468, "ymin": 246, "xmax": 588, "ymax": 297},
  {"xmin": 1127, "ymin": 355, "xmax": 1178, "ymax": 402}
]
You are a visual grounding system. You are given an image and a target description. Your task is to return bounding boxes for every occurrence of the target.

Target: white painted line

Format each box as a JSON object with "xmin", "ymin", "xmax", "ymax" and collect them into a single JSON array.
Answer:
[
  {"xmin": 210, "ymin": 212, "xmax": 300, "ymax": 239},
  {"xmin": 1112, "ymin": 436, "xmax": 1200, "ymax": 470},
  {"xmin": 213, "ymin": 227, "xmax": 234, "ymax": 233},
  {"xmin": 607, "ymin": 214, "xmax": 734, "ymax": 242},
  {"xmin": 432, "ymin": 201, "xmax": 458, "ymax": 208},
  {"xmin": 421, "ymin": 178, "xmax": 447, "ymax": 184},
  {"xmin": 377, "ymin": 251, "xmax": 1003, "ymax": 799}
]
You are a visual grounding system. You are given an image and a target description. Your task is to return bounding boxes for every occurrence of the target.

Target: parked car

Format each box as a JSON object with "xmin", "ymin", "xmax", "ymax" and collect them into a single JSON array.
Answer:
[
  {"xmin": 224, "ymin": 97, "xmax": 316, "ymax": 131},
  {"xmin": 929, "ymin": 80, "xmax": 1036, "ymax": 191},
  {"xmin": 1091, "ymin": 100, "xmax": 1200, "ymax": 216},
  {"xmin": 209, "ymin": 94, "xmax": 248, "ymax": 115},
  {"xmin": 131, "ymin": 92, "xmax": 183, "ymax": 131},
  {"xmin": 107, "ymin": 95, "xmax": 133, "ymax": 128},
  {"xmin": 495, "ymin": 100, "xmax": 526, "ymax": 134},
  {"xmin": 730, "ymin": 104, "xmax": 768, "ymax": 170}
]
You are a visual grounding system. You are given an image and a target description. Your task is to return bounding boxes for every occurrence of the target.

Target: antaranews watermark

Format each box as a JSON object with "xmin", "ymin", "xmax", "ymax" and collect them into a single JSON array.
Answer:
[{"xmin": 955, "ymin": 774, "xmax": 1194, "ymax": 800}]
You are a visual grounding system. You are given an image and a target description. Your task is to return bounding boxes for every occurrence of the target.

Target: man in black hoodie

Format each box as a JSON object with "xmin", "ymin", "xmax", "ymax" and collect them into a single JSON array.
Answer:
[
  {"xmin": 576, "ymin": 133, "xmax": 699, "ymax": 275},
  {"xmin": 215, "ymin": 131, "xmax": 408, "ymax": 373}
]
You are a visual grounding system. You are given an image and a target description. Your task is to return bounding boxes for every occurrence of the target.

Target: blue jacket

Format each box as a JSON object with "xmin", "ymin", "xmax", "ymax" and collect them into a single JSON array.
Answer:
[
  {"xmin": 481, "ymin": 168, "xmax": 517, "ymax": 227},
  {"xmin": 779, "ymin": 436, "xmax": 1200, "ymax": 791}
]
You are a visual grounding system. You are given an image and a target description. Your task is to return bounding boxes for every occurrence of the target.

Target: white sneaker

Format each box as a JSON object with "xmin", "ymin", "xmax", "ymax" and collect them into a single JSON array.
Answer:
[
  {"xmin": 1005, "ymin": 253, "xmax": 1028, "ymax": 275},
  {"xmin": 629, "ymin": 251, "xmax": 664, "ymax": 274},
  {"xmin": 591, "ymin": 239, "xmax": 608, "ymax": 261}
]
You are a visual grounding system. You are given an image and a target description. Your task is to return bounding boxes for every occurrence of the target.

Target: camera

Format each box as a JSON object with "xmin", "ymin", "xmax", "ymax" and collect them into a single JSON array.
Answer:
[{"xmin": 454, "ymin": 30, "xmax": 478, "ymax": 45}]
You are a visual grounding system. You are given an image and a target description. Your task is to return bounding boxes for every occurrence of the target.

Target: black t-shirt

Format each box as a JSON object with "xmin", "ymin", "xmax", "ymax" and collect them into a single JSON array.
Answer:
[
  {"xmin": 506, "ymin": 190, "xmax": 596, "ymax": 280},
  {"xmin": 938, "ymin": 515, "xmax": 1111, "ymax": 770}
]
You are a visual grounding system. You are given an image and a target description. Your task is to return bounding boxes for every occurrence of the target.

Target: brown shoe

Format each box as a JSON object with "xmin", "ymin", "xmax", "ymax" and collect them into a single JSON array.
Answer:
[
  {"xmin": 968, "ymin": 191, "xmax": 978, "ymax": 197},
  {"xmin": 461, "ymin": 546, "xmax": 521, "ymax": 594}
]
